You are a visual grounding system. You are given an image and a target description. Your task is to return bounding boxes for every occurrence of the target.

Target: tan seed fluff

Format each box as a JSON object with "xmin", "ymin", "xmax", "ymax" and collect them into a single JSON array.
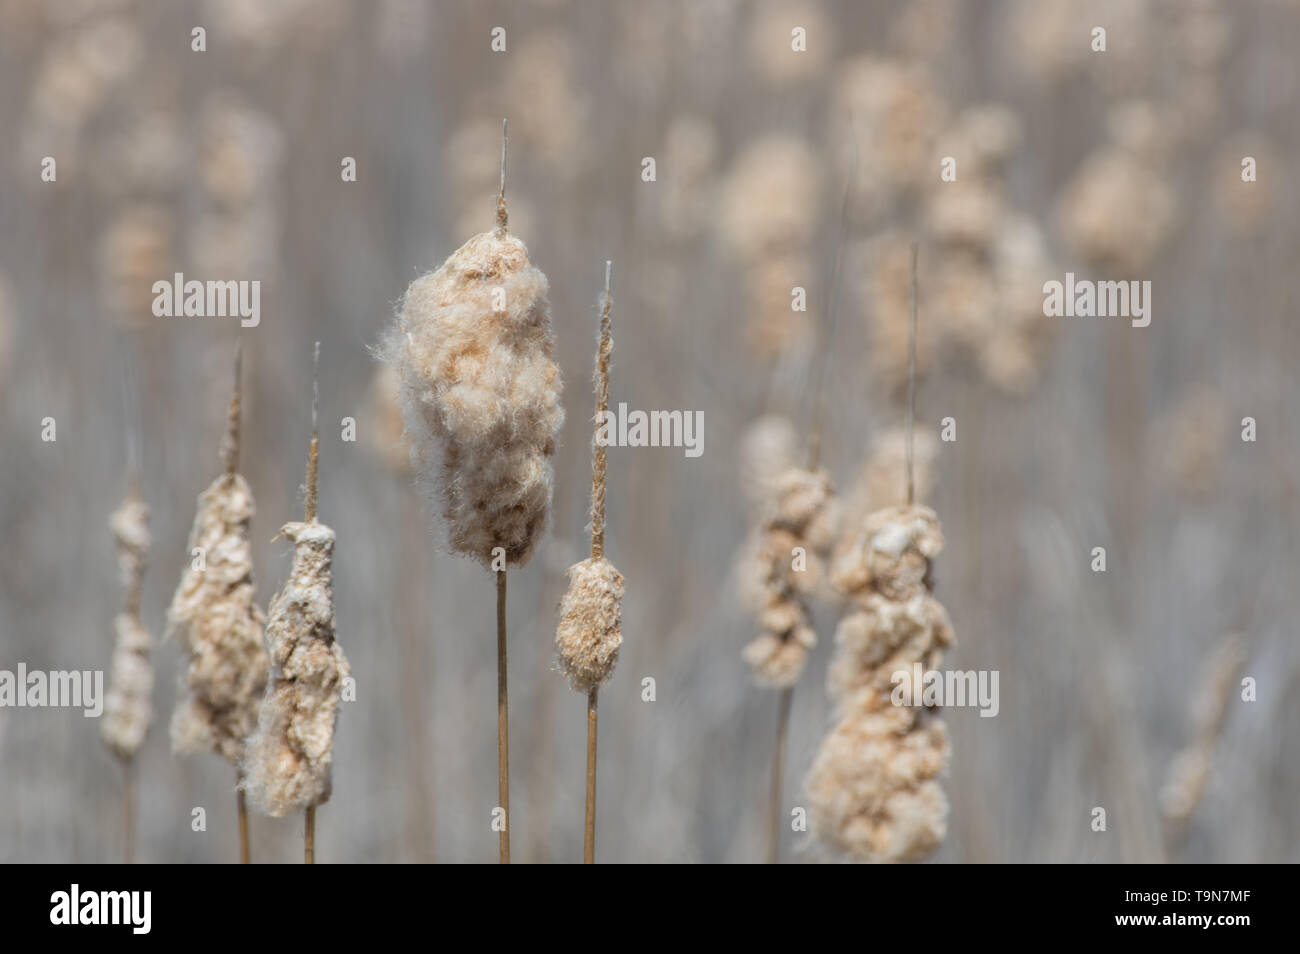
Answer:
[
  {"xmin": 386, "ymin": 229, "xmax": 564, "ymax": 568},
  {"xmin": 244, "ymin": 521, "xmax": 351, "ymax": 816}
]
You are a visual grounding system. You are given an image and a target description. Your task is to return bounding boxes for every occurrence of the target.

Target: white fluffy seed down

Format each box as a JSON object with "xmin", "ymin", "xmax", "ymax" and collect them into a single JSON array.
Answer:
[
  {"xmin": 807, "ymin": 503, "xmax": 955, "ymax": 863},
  {"xmin": 555, "ymin": 557, "xmax": 624, "ymax": 693},
  {"xmin": 386, "ymin": 229, "xmax": 564, "ymax": 568},
  {"xmin": 166, "ymin": 473, "xmax": 270, "ymax": 765},
  {"xmin": 244, "ymin": 521, "xmax": 350, "ymax": 816}
]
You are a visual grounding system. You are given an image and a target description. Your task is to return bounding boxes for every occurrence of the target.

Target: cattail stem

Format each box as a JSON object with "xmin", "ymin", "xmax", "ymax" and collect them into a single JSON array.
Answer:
[
  {"xmin": 302, "ymin": 342, "xmax": 321, "ymax": 863},
  {"xmin": 906, "ymin": 242, "xmax": 919, "ymax": 505},
  {"xmin": 496, "ymin": 569, "xmax": 510, "ymax": 864},
  {"xmin": 237, "ymin": 783, "xmax": 250, "ymax": 864},
  {"xmin": 123, "ymin": 758, "xmax": 136, "ymax": 864},
  {"xmin": 582, "ymin": 261, "xmax": 614, "ymax": 863},
  {"xmin": 767, "ymin": 686, "xmax": 793, "ymax": 864},
  {"xmin": 584, "ymin": 688, "xmax": 598, "ymax": 864},
  {"xmin": 305, "ymin": 806, "xmax": 316, "ymax": 864},
  {"xmin": 806, "ymin": 138, "xmax": 856, "ymax": 472}
]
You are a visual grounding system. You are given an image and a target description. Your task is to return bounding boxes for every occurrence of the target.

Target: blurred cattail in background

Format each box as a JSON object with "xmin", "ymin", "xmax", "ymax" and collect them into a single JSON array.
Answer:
[
  {"xmin": 809, "ymin": 504, "xmax": 955, "ymax": 862},
  {"xmin": 165, "ymin": 344, "xmax": 269, "ymax": 863},
  {"xmin": 100, "ymin": 481, "xmax": 152, "ymax": 864}
]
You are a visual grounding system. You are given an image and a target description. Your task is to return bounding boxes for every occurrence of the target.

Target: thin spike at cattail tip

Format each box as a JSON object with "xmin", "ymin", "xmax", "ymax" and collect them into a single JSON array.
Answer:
[
  {"xmin": 496, "ymin": 118, "xmax": 508, "ymax": 234},
  {"xmin": 906, "ymin": 242, "xmax": 918, "ymax": 507},
  {"xmin": 221, "ymin": 339, "xmax": 243, "ymax": 477},
  {"xmin": 305, "ymin": 342, "xmax": 320, "ymax": 523}
]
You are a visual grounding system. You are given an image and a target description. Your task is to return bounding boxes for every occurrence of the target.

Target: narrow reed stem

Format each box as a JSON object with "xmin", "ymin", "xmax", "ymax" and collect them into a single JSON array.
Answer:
[
  {"xmin": 906, "ymin": 242, "xmax": 918, "ymax": 505},
  {"xmin": 584, "ymin": 688, "xmax": 598, "ymax": 864},
  {"xmin": 123, "ymin": 758, "xmax": 136, "ymax": 864},
  {"xmin": 237, "ymin": 783, "xmax": 250, "ymax": 864},
  {"xmin": 767, "ymin": 686, "xmax": 793, "ymax": 864},
  {"xmin": 305, "ymin": 806, "xmax": 315, "ymax": 864},
  {"xmin": 303, "ymin": 342, "xmax": 320, "ymax": 862},
  {"xmin": 806, "ymin": 135, "xmax": 857, "ymax": 471},
  {"xmin": 584, "ymin": 261, "xmax": 613, "ymax": 863},
  {"xmin": 496, "ymin": 569, "xmax": 510, "ymax": 864}
]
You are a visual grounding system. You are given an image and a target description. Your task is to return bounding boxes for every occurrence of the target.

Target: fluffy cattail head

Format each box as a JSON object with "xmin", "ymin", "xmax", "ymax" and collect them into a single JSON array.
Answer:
[
  {"xmin": 831, "ymin": 504, "xmax": 943, "ymax": 601},
  {"xmin": 244, "ymin": 520, "xmax": 350, "ymax": 815},
  {"xmin": 386, "ymin": 228, "xmax": 564, "ymax": 568},
  {"xmin": 166, "ymin": 471, "xmax": 269, "ymax": 764},
  {"xmin": 555, "ymin": 556, "xmax": 625, "ymax": 693},
  {"xmin": 101, "ymin": 491, "xmax": 154, "ymax": 760},
  {"xmin": 101, "ymin": 613, "xmax": 153, "ymax": 759},
  {"xmin": 805, "ymin": 707, "xmax": 950, "ymax": 863}
]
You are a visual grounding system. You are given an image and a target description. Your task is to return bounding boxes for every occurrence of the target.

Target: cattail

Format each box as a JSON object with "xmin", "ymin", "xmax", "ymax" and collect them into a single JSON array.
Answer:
[
  {"xmin": 244, "ymin": 346, "xmax": 351, "ymax": 867},
  {"xmin": 555, "ymin": 262, "xmax": 624, "ymax": 863},
  {"xmin": 741, "ymin": 467, "xmax": 838, "ymax": 688},
  {"xmin": 101, "ymin": 480, "xmax": 153, "ymax": 867},
  {"xmin": 166, "ymin": 343, "xmax": 268, "ymax": 863},
  {"xmin": 1160, "ymin": 634, "xmax": 1246, "ymax": 845},
  {"xmin": 384, "ymin": 153, "xmax": 563, "ymax": 569},
  {"xmin": 807, "ymin": 244, "xmax": 956, "ymax": 864},
  {"xmin": 385, "ymin": 121, "xmax": 562, "ymax": 863},
  {"xmin": 101, "ymin": 492, "xmax": 153, "ymax": 760},
  {"xmin": 807, "ymin": 504, "xmax": 954, "ymax": 863}
]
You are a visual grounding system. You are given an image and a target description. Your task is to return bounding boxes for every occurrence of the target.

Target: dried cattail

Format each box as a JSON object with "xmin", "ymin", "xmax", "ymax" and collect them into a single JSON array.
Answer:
[
  {"xmin": 556, "ymin": 557, "xmax": 625, "ymax": 694},
  {"xmin": 1057, "ymin": 145, "xmax": 1175, "ymax": 273},
  {"xmin": 387, "ymin": 124, "xmax": 558, "ymax": 863},
  {"xmin": 805, "ymin": 705, "xmax": 950, "ymax": 862},
  {"xmin": 384, "ymin": 204, "xmax": 563, "ymax": 569},
  {"xmin": 1160, "ymin": 634, "xmax": 1246, "ymax": 841},
  {"xmin": 808, "ymin": 504, "xmax": 954, "ymax": 863},
  {"xmin": 554, "ymin": 262, "xmax": 624, "ymax": 863},
  {"xmin": 717, "ymin": 135, "xmax": 820, "ymax": 262},
  {"xmin": 243, "ymin": 521, "xmax": 350, "ymax": 817},
  {"xmin": 101, "ymin": 493, "xmax": 153, "ymax": 761},
  {"xmin": 166, "ymin": 349, "xmax": 269, "ymax": 767},
  {"xmin": 741, "ymin": 466, "xmax": 838, "ymax": 688}
]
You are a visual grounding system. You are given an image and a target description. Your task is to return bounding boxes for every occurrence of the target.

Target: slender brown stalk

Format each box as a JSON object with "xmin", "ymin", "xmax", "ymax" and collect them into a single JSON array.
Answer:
[
  {"xmin": 767, "ymin": 685, "xmax": 793, "ymax": 864},
  {"xmin": 584, "ymin": 688, "xmax": 598, "ymax": 864},
  {"xmin": 906, "ymin": 242, "xmax": 919, "ymax": 506},
  {"xmin": 584, "ymin": 262, "xmax": 614, "ymax": 864},
  {"xmin": 123, "ymin": 758, "xmax": 136, "ymax": 864},
  {"xmin": 237, "ymin": 784, "xmax": 250, "ymax": 864},
  {"xmin": 305, "ymin": 806, "xmax": 316, "ymax": 864},
  {"xmin": 497, "ymin": 568, "xmax": 510, "ymax": 864},
  {"xmin": 303, "ymin": 342, "xmax": 319, "ymax": 863}
]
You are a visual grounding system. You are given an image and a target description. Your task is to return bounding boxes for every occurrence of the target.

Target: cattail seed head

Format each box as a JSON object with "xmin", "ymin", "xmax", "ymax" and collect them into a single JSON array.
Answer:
[
  {"xmin": 166, "ymin": 472, "xmax": 269, "ymax": 765},
  {"xmin": 555, "ymin": 556, "xmax": 624, "ymax": 693},
  {"xmin": 386, "ymin": 229, "xmax": 564, "ymax": 568},
  {"xmin": 244, "ymin": 520, "xmax": 350, "ymax": 816},
  {"xmin": 808, "ymin": 503, "xmax": 955, "ymax": 863},
  {"xmin": 805, "ymin": 707, "xmax": 950, "ymax": 863},
  {"xmin": 101, "ymin": 492, "xmax": 154, "ymax": 760},
  {"xmin": 741, "ymin": 466, "xmax": 838, "ymax": 688}
]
